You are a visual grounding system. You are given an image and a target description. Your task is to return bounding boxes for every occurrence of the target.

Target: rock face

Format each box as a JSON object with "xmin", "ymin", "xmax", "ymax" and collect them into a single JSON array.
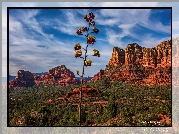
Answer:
[
  {"xmin": 9, "ymin": 65, "xmax": 79, "ymax": 88},
  {"xmin": 108, "ymin": 47, "xmax": 125, "ymax": 66},
  {"xmin": 92, "ymin": 40, "xmax": 171, "ymax": 86},
  {"xmin": 34, "ymin": 65, "xmax": 79, "ymax": 87},
  {"xmin": 9, "ymin": 70, "xmax": 36, "ymax": 88},
  {"xmin": 124, "ymin": 41, "xmax": 171, "ymax": 67}
]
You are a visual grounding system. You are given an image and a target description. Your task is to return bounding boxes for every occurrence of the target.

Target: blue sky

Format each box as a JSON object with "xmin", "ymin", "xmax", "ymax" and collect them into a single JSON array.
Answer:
[
  {"xmin": 8, "ymin": 8, "xmax": 171, "ymax": 77},
  {"xmin": 2, "ymin": 2, "xmax": 179, "ymax": 78}
]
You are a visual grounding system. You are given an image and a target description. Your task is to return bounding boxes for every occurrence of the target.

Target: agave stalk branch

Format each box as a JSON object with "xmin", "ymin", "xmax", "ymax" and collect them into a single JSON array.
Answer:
[{"xmin": 79, "ymin": 21, "xmax": 90, "ymax": 127}]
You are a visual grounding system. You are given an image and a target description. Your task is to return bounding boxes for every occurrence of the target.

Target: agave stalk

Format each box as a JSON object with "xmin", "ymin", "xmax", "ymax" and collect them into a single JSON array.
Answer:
[{"xmin": 74, "ymin": 12, "xmax": 100, "ymax": 126}]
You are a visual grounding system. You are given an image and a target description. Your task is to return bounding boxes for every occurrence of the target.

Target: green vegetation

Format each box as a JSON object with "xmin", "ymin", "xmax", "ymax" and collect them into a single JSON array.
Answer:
[{"xmin": 9, "ymin": 81, "xmax": 171, "ymax": 126}]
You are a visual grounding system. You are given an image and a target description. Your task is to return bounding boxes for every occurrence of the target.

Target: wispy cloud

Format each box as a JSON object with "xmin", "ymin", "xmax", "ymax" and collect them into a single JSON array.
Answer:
[
  {"xmin": 2, "ymin": 2, "xmax": 38, "ymax": 77},
  {"xmin": 101, "ymin": 2, "xmax": 158, "ymax": 7},
  {"xmin": 98, "ymin": 9, "xmax": 170, "ymax": 34},
  {"xmin": 51, "ymin": 10, "xmax": 89, "ymax": 36},
  {"xmin": 2, "ymin": 2, "xmax": 174, "ymax": 77},
  {"xmin": 139, "ymin": 35, "xmax": 171, "ymax": 48},
  {"xmin": 97, "ymin": 9, "xmax": 171, "ymax": 49},
  {"xmin": 8, "ymin": 8, "xmax": 171, "ymax": 77}
]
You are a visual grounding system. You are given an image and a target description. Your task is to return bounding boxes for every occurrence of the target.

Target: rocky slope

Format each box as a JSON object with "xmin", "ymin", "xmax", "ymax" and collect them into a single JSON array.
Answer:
[
  {"xmin": 9, "ymin": 65, "xmax": 79, "ymax": 88},
  {"xmin": 92, "ymin": 40, "xmax": 171, "ymax": 86}
]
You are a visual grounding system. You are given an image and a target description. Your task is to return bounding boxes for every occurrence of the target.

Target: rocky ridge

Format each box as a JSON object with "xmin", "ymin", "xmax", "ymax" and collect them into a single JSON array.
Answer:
[
  {"xmin": 92, "ymin": 40, "xmax": 171, "ymax": 86},
  {"xmin": 9, "ymin": 65, "xmax": 79, "ymax": 88},
  {"xmin": 34, "ymin": 65, "xmax": 79, "ymax": 87}
]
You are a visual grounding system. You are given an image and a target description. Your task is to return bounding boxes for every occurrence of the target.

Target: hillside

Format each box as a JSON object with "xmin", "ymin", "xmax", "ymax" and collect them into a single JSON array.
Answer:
[{"xmin": 8, "ymin": 40, "xmax": 171, "ymax": 127}]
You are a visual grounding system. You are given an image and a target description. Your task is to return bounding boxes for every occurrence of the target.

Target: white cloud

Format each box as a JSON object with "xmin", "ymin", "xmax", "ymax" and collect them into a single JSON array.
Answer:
[
  {"xmin": 8, "ymin": 8, "xmax": 171, "ymax": 76},
  {"xmin": 105, "ymin": 29, "xmax": 123, "ymax": 47},
  {"xmin": 96, "ymin": 18, "xmax": 119, "ymax": 26},
  {"xmin": 52, "ymin": 10, "xmax": 88, "ymax": 36},
  {"xmin": 101, "ymin": 2, "xmax": 158, "ymax": 7},
  {"xmin": 172, "ymin": 17, "xmax": 179, "ymax": 38},
  {"xmin": 19, "ymin": 10, "xmax": 54, "ymax": 39},
  {"xmin": 56, "ymin": 2, "xmax": 101, "ymax": 7},
  {"xmin": 118, "ymin": 23, "xmax": 136, "ymax": 36},
  {"xmin": 173, "ymin": 18, "xmax": 179, "ymax": 31},
  {"xmin": 97, "ymin": 9, "xmax": 171, "ymax": 50},
  {"xmin": 104, "ymin": 22, "xmax": 137, "ymax": 48},
  {"xmin": 98, "ymin": 9, "xmax": 170, "ymax": 34},
  {"xmin": 139, "ymin": 35, "xmax": 171, "ymax": 48},
  {"xmin": 3, "ymin": 2, "xmax": 176, "ymax": 77},
  {"xmin": 2, "ymin": 2, "xmax": 38, "ymax": 77}
]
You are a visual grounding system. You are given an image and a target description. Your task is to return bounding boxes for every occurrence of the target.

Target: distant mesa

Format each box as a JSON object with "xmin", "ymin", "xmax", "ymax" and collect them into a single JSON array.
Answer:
[
  {"xmin": 34, "ymin": 65, "xmax": 79, "ymax": 87},
  {"xmin": 9, "ymin": 70, "xmax": 36, "ymax": 88},
  {"xmin": 9, "ymin": 65, "xmax": 80, "ymax": 88}
]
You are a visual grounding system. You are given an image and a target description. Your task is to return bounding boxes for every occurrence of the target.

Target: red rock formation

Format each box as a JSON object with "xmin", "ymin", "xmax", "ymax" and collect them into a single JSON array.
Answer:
[
  {"xmin": 124, "ymin": 40, "xmax": 171, "ymax": 67},
  {"xmin": 125, "ymin": 43, "xmax": 143, "ymax": 65},
  {"xmin": 92, "ymin": 40, "xmax": 171, "ymax": 86},
  {"xmin": 34, "ymin": 65, "xmax": 79, "ymax": 87},
  {"xmin": 9, "ymin": 65, "xmax": 80, "ymax": 88},
  {"xmin": 9, "ymin": 70, "xmax": 35, "ymax": 88},
  {"xmin": 103, "ymin": 64, "xmax": 145, "ymax": 84},
  {"xmin": 132, "ymin": 65, "xmax": 171, "ymax": 86},
  {"xmin": 92, "ymin": 101, "xmax": 108, "ymax": 106},
  {"xmin": 65, "ymin": 85, "xmax": 101, "ymax": 98},
  {"xmin": 108, "ymin": 47, "xmax": 125, "ymax": 66}
]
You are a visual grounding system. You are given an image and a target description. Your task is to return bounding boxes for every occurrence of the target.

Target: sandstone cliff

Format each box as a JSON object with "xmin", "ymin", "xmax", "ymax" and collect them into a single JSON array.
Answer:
[
  {"xmin": 108, "ymin": 40, "xmax": 171, "ymax": 67},
  {"xmin": 92, "ymin": 40, "xmax": 171, "ymax": 86},
  {"xmin": 108, "ymin": 47, "xmax": 125, "ymax": 66}
]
